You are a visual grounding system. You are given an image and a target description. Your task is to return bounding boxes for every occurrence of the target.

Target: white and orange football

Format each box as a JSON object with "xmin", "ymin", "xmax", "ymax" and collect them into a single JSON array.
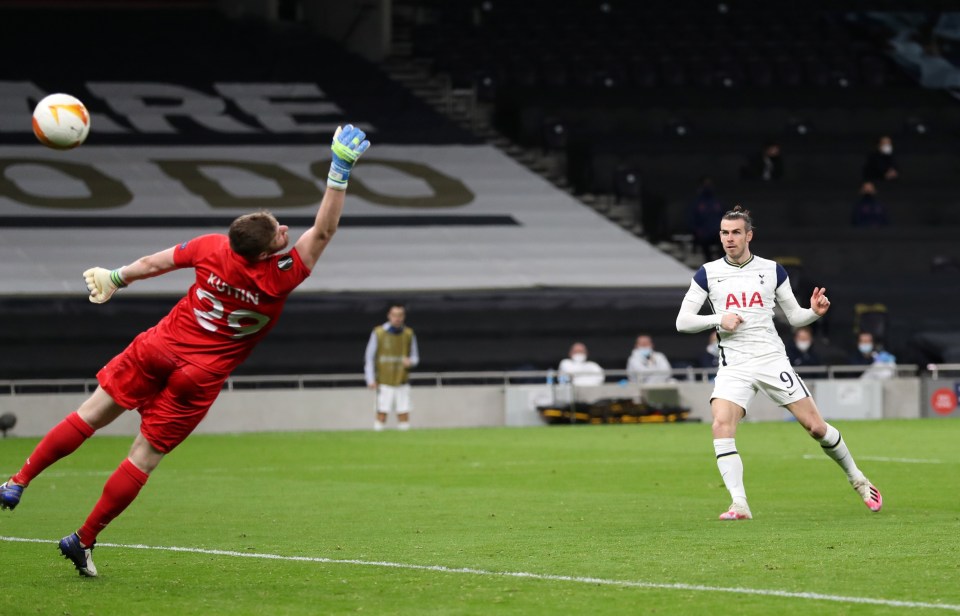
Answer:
[{"xmin": 32, "ymin": 93, "xmax": 90, "ymax": 150}]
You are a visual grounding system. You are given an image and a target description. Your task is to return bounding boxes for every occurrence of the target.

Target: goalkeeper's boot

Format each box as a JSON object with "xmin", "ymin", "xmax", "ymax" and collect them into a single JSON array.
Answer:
[
  {"xmin": 851, "ymin": 477, "xmax": 883, "ymax": 512},
  {"xmin": 719, "ymin": 502, "xmax": 752, "ymax": 520},
  {"xmin": 0, "ymin": 480, "xmax": 23, "ymax": 511},
  {"xmin": 59, "ymin": 533, "xmax": 98, "ymax": 577}
]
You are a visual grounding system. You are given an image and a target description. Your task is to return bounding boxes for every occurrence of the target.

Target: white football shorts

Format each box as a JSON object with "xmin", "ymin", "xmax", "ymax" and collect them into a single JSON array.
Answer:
[
  {"xmin": 376, "ymin": 384, "xmax": 412, "ymax": 413},
  {"xmin": 710, "ymin": 357, "xmax": 810, "ymax": 412}
]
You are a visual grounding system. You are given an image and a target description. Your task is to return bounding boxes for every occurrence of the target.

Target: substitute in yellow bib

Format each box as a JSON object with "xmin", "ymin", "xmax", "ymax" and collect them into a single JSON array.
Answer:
[{"xmin": 364, "ymin": 303, "xmax": 419, "ymax": 431}]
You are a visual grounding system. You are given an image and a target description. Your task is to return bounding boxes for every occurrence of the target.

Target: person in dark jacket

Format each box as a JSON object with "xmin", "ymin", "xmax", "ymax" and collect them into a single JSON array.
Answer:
[
  {"xmin": 862, "ymin": 135, "xmax": 899, "ymax": 182},
  {"xmin": 740, "ymin": 140, "xmax": 783, "ymax": 182},
  {"xmin": 786, "ymin": 326, "xmax": 823, "ymax": 368},
  {"xmin": 851, "ymin": 181, "xmax": 889, "ymax": 228}
]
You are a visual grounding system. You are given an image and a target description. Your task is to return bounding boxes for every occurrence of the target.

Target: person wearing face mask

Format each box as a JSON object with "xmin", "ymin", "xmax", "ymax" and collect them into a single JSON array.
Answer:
[
  {"xmin": 862, "ymin": 135, "xmax": 899, "ymax": 183},
  {"xmin": 698, "ymin": 330, "xmax": 721, "ymax": 374},
  {"xmin": 786, "ymin": 326, "xmax": 823, "ymax": 368},
  {"xmin": 696, "ymin": 330, "xmax": 722, "ymax": 381},
  {"xmin": 786, "ymin": 326, "xmax": 830, "ymax": 379},
  {"xmin": 626, "ymin": 334, "xmax": 673, "ymax": 385},
  {"xmin": 850, "ymin": 331, "xmax": 896, "ymax": 380},
  {"xmin": 558, "ymin": 342, "xmax": 605, "ymax": 387},
  {"xmin": 850, "ymin": 331, "xmax": 878, "ymax": 366}
]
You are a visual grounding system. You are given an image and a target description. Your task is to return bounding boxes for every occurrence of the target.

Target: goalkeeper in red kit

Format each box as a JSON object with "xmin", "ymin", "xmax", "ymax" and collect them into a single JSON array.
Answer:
[{"xmin": 0, "ymin": 125, "xmax": 370, "ymax": 577}]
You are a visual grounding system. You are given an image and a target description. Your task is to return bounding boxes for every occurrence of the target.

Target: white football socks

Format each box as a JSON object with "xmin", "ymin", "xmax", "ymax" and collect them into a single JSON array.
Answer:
[
  {"xmin": 714, "ymin": 438, "xmax": 748, "ymax": 507},
  {"xmin": 818, "ymin": 424, "xmax": 863, "ymax": 482}
]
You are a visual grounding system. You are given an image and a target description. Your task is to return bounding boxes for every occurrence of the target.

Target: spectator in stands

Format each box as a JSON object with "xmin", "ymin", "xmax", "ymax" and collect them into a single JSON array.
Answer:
[
  {"xmin": 740, "ymin": 140, "xmax": 783, "ymax": 182},
  {"xmin": 786, "ymin": 326, "xmax": 823, "ymax": 368},
  {"xmin": 365, "ymin": 303, "xmax": 420, "ymax": 432},
  {"xmin": 558, "ymin": 342, "xmax": 605, "ymax": 386},
  {"xmin": 699, "ymin": 330, "xmax": 721, "ymax": 370},
  {"xmin": 850, "ymin": 331, "xmax": 878, "ymax": 366},
  {"xmin": 698, "ymin": 330, "xmax": 721, "ymax": 381},
  {"xmin": 851, "ymin": 181, "xmax": 889, "ymax": 228},
  {"xmin": 862, "ymin": 136, "xmax": 899, "ymax": 182},
  {"xmin": 688, "ymin": 176, "xmax": 725, "ymax": 261},
  {"xmin": 851, "ymin": 331, "xmax": 897, "ymax": 380},
  {"xmin": 626, "ymin": 334, "xmax": 673, "ymax": 384}
]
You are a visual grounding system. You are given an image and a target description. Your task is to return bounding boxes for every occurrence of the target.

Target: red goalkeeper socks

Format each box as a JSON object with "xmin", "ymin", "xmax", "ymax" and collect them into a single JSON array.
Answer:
[
  {"xmin": 78, "ymin": 458, "xmax": 149, "ymax": 546},
  {"xmin": 11, "ymin": 412, "xmax": 94, "ymax": 486}
]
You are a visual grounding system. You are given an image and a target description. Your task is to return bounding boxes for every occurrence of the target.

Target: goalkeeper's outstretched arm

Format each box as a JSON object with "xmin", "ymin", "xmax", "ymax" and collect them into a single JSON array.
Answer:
[
  {"xmin": 294, "ymin": 124, "xmax": 371, "ymax": 271},
  {"xmin": 83, "ymin": 246, "xmax": 179, "ymax": 304}
]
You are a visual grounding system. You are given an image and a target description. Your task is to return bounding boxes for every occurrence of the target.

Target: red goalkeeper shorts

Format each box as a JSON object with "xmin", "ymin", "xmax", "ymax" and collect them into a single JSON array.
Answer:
[{"xmin": 98, "ymin": 330, "xmax": 227, "ymax": 453}]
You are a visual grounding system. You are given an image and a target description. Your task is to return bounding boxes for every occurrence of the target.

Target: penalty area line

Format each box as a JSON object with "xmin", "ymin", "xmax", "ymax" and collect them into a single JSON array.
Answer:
[{"xmin": 2, "ymin": 535, "xmax": 959, "ymax": 612}]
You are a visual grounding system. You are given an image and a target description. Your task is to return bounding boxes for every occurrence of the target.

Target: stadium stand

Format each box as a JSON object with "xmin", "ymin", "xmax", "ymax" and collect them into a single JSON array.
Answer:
[
  {"xmin": 0, "ymin": 4, "xmax": 692, "ymax": 378},
  {"xmin": 2, "ymin": 2, "xmax": 960, "ymax": 377},
  {"xmin": 401, "ymin": 0, "xmax": 960, "ymax": 366}
]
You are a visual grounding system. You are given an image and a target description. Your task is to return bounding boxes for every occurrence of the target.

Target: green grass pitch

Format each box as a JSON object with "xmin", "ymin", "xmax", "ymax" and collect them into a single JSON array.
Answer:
[{"xmin": 1, "ymin": 418, "xmax": 959, "ymax": 615}]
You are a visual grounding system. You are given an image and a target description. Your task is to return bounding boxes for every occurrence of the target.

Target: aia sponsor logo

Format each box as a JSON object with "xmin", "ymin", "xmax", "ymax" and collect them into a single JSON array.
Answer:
[{"xmin": 725, "ymin": 291, "xmax": 764, "ymax": 309}]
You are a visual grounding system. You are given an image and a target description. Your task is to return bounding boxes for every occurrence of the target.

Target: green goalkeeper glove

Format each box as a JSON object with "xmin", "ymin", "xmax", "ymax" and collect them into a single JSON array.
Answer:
[{"xmin": 83, "ymin": 267, "xmax": 127, "ymax": 304}]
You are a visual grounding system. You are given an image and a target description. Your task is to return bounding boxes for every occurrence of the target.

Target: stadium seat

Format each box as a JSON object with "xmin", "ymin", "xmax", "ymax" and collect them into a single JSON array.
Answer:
[
  {"xmin": 541, "ymin": 117, "xmax": 568, "ymax": 152},
  {"xmin": 859, "ymin": 54, "xmax": 889, "ymax": 86},
  {"xmin": 930, "ymin": 255, "xmax": 960, "ymax": 274},
  {"xmin": 746, "ymin": 57, "xmax": 775, "ymax": 87},
  {"xmin": 773, "ymin": 256, "xmax": 806, "ymax": 293},
  {"xmin": 775, "ymin": 56, "xmax": 805, "ymax": 87},
  {"xmin": 854, "ymin": 303, "xmax": 889, "ymax": 343},
  {"xmin": 613, "ymin": 165, "xmax": 642, "ymax": 206}
]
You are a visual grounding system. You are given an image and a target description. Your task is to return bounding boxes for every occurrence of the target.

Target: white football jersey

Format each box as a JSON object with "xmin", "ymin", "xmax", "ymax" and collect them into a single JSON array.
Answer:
[{"xmin": 679, "ymin": 254, "xmax": 796, "ymax": 367}]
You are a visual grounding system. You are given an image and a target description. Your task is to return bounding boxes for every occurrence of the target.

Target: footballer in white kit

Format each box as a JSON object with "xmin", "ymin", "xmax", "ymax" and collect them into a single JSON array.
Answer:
[
  {"xmin": 681, "ymin": 253, "xmax": 815, "ymax": 409},
  {"xmin": 675, "ymin": 206, "xmax": 883, "ymax": 521}
]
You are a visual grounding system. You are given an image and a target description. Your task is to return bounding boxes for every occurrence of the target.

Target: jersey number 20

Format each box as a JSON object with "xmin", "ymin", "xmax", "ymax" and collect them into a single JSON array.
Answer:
[{"xmin": 193, "ymin": 289, "xmax": 270, "ymax": 338}]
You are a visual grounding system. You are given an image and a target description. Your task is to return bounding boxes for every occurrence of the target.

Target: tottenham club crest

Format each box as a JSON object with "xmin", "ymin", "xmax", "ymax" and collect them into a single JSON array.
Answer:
[{"xmin": 278, "ymin": 256, "xmax": 294, "ymax": 271}]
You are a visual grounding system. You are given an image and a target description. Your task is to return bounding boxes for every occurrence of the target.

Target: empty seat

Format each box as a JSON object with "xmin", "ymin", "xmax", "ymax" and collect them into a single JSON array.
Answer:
[{"xmin": 854, "ymin": 303, "xmax": 889, "ymax": 343}]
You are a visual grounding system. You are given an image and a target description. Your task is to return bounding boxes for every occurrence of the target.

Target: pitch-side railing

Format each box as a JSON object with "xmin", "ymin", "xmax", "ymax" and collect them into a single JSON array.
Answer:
[{"xmin": 0, "ymin": 363, "xmax": 939, "ymax": 396}]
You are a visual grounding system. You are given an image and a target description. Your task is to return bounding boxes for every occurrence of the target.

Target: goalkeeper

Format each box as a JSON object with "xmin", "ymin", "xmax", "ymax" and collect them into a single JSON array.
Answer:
[{"xmin": 0, "ymin": 125, "xmax": 370, "ymax": 578}]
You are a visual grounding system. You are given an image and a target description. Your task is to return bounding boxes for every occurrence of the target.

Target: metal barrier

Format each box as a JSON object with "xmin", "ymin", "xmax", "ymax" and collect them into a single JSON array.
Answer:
[{"xmin": 0, "ymin": 363, "xmax": 938, "ymax": 396}]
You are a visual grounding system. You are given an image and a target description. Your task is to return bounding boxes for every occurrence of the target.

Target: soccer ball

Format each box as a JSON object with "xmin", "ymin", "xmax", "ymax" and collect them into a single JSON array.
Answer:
[{"xmin": 32, "ymin": 93, "xmax": 90, "ymax": 150}]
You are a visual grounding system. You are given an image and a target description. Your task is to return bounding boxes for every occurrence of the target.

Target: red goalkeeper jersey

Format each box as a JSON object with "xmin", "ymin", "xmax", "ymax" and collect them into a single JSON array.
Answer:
[{"xmin": 150, "ymin": 234, "xmax": 311, "ymax": 375}]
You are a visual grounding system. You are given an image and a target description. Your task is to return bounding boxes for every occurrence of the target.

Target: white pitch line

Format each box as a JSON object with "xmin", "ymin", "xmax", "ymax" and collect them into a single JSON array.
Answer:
[
  {"xmin": 2, "ymin": 536, "xmax": 959, "ymax": 612},
  {"xmin": 803, "ymin": 454, "xmax": 944, "ymax": 464}
]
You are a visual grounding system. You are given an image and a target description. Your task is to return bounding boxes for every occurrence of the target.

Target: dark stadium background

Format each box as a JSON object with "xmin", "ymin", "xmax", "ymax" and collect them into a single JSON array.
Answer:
[{"xmin": 2, "ymin": 0, "xmax": 960, "ymax": 379}]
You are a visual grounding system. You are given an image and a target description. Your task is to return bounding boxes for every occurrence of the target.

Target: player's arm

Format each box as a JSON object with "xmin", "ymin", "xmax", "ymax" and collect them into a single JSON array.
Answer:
[
  {"xmin": 775, "ymin": 277, "xmax": 822, "ymax": 327},
  {"xmin": 676, "ymin": 294, "xmax": 724, "ymax": 332},
  {"xmin": 83, "ymin": 246, "xmax": 180, "ymax": 304},
  {"xmin": 364, "ymin": 330, "xmax": 378, "ymax": 388},
  {"xmin": 675, "ymin": 268, "xmax": 728, "ymax": 333},
  {"xmin": 677, "ymin": 280, "xmax": 743, "ymax": 334},
  {"xmin": 294, "ymin": 125, "xmax": 371, "ymax": 271}
]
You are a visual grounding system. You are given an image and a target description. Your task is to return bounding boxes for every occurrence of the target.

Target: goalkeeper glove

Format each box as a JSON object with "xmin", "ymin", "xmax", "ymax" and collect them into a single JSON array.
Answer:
[
  {"xmin": 327, "ymin": 124, "xmax": 371, "ymax": 190},
  {"xmin": 83, "ymin": 267, "xmax": 127, "ymax": 304}
]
